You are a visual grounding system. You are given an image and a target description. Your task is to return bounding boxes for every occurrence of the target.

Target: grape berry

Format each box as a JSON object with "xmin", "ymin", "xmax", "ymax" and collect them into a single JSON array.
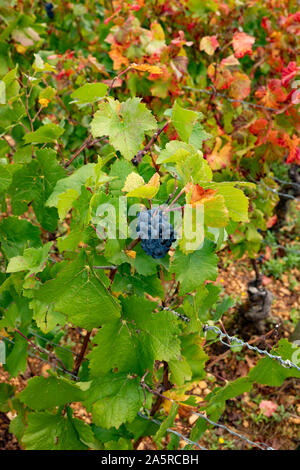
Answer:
[{"xmin": 136, "ymin": 209, "xmax": 176, "ymax": 259}]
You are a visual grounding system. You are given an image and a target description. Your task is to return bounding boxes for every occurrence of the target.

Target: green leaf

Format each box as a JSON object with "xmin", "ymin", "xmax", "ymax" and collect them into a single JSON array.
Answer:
[
  {"xmin": 170, "ymin": 240, "xmax": 218, "ymax": 294},
  {"xmin": 156, "ymin": 141, "xmax": 195, "ymax": 164},
  {"xmin": 5, "ymin": 335, "xmax": 28, "ymax": 377},
  {"xmin": 23, "ymin": 124, "xmax": 64, "ymax": 144},
  {"xmin": 33, "ymin": 54, "xmax": 56, "ymax": 72},
  {"xmin": 91, "ymin": 97, "xmax": 156, "ymax": 160},
  {"xmin": 169, "ymin": 357, "xmax": 192, "ymax": 386},
  {"xmin": 209, "ymin": 184, "xmax": 249, "ymax": 222},
  {"xmin": 205, "ymin": 377, "xmax": 252, "ymax": 421},
  {"xmin": 0, "ymin": 217, "xmax": 41, "ymax": 259},
  {"xmin": 0, "ymin": 164, "xmax": 12, "ymax": 192},
  {"xmin": 9, "ymin": 148, "xmax": 65, "ymax": 231},
  {"xmin": 204, "ymin": 194, "xmax": 229, "ymax": 227},
  {"xmin": 22, "ymin": 412, "xmax": 87, "ymax": 450},
  {"xmin": 88, "ymin": 296, "xmax": 181, "ymax": 376},
  {"xmin": 30, "ymin": 299, "xmax": 65, "ymax": 333},
  {"xmin": 57, "ymin": 188, "xmax": 79, "ymax": 220},
  {"xmin": 46, "ymin": 163, "xmax": 95, "ymax": 208},
  {"xmin": 189, "ymin": 122, "xmax": 212, "ymax": 149},
  {"xmin": 19, "ymin": 376, "xmax": 85, "ymax": 411},
  {"xmin": 0, "ymin": 383, "xmax": 14, "ymax": 412},
  {"xmin": 71, "ymin": 83, "xmax": 108, "ymax": 104},
  {"xmin": 34, "ymin": 251, "xmax": 120, "ymax": 329},
  {"xmin": 153, "ymin": 402, "xmax": 178, "ymax": 449},
  {"xmin": 85, "ymin": 373, "xmax": 144, "ymax": 429},
  {"xmin": 7, "ymin": 242, "xmax": 52, "ymax": 277},
  {"xmin": 171, "ymin": 101, "xmax": 199, "ymax": 142},
  {"xmin": 157, "ymin": 141, "xmax": 212, "ymax": 183},
  {"xmin": 39, "ymin": 86, "xmax": 56, "ymax": 101}
]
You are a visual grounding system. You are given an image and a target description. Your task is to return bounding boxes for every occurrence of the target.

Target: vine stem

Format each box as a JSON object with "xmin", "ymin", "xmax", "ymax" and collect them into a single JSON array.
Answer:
[
  {"xmin": 150, "ymin": 361, "xmax": 170, "ymax": 416},
  {"xmin": 64, "ymin": 136, "xmax": 100, "ymax": 168},
  {"xmin": 131, "ymin": 122, "xmax": 169, "ymax": 166},
  {"xmin": 72, "ymin": 331, "xmax": 92, "ymax": 376}
]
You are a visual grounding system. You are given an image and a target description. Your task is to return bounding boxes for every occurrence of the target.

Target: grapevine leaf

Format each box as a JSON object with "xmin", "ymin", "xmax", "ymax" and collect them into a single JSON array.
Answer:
[
  {"xmin": 171, "ymin": 101, "xmax": 199, "ymax": 142},
  {"xmin": 71, "ymin": 83, "xmax": 108, "ymax": 104},
  {"xmin": 0, "ymin": 217, "xmax": 41, "ymax": 259},
  {"xmin": 7, "ymin": 242, "xmax": 52, "ymax": 277},
  {"xmin": 88, "ymin": 296, "xmax": 181, "ymax": 376},
  {"xmin": 22, "ymin": 412, "xmax": 88, "ymax": 450},
  {"xmin": 23, "ymin": 124, "xmax": 64, "ymax": 144},
  {"xmin": 9, "ymin": 148, "xmax": 65, "ymax": 231},
  {"xmin": 34, "ymin": 251, "xmax": 120, "ymax": 329},
  {"xmin": 91, "ymin": 97, "xmax": 157, "ymax": 160},
  {"xmin": 171, "ymin": 240, "xmax": 218, "ymax": 294},
  {"xmin": 19, "ymin": 376, "xmax": 85, "ymax": 410},
  {"xmin": 85, "ymin": 373, "xmax": 144, "ymax": 429},
  {"xmin": 46, "ymin": 163, "xmax": 95, "ymax": 208}
]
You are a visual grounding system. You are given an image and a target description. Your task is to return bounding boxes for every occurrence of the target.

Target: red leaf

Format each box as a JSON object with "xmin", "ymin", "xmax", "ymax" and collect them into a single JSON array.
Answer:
[{"xmin": 232, "ymin": 32, "xmax": 255, "ymax": 59}]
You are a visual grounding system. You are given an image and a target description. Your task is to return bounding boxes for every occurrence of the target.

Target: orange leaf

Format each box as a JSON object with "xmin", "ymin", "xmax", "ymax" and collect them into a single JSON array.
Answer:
[
  {"xmin": 266, "ymin": 215, "xmax": 277, "ymax": 228},
  {"xmin": 108, "ymin": 45, "xmax": 129, "ymax": 70},
  {"xmin": 232, "ymin": 32, "xmax": 255, "ymax": 59},
  {"xmin": 206, "ymin": 137, "xmax": 232, "ymax": 170},
  {"xmin": 229, "ymin": 72, "xmax": 251, "ymax": 100},
  {"xmin": 249, "ymin": 119, "xmax": 268, "ymax": 135},
  {"xmin": 185, "ymin": 183, "xmax": 217, "ymax": 206}
]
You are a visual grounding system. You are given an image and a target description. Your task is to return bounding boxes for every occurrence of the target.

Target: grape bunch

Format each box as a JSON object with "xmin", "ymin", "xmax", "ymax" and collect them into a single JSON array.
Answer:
[
  {"xmin": 136, "ymin": 209, "xmax": 176, "ymax": 259},
  {"xmin": 45, "ymin": 3, "xmax": 54, "ymax": 19}
]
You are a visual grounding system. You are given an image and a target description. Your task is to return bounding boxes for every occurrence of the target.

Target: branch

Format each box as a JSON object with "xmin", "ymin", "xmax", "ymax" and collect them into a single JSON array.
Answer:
[
  {"xmin": 72, "ymin": 331, "xmax": 92, "ymax": 376},
  {"xmin": 131, "ymin": 122, "xmax": 169, "ymax": 166},
  {"xmin": 64, "ymin": 136, "xmax": 103, "ymax": 168},
  {"xmin": 106, "ymin": 66, "xmax": 132, "ymax": 96},
  {"xmin": 149, "ymin": 361, "xmax": 171, "ymax": 416}
]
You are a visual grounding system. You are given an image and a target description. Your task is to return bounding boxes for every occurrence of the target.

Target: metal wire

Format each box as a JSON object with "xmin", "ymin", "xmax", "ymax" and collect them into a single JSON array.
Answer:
[
  {"xmin": 28, "ymin": 330, "xmax": 79, "ymax": 357},
  {"xmin": 203, "ymin": 325, "xmax": 300, "ymax": 372},
  {"xmin": 140, "ymin": 381, "xmax": 275, "ymax": 450},
  {"xmin": 160, "ymin": 306, "xmax": 190, "ymax": 323},
  {"xmin": 138, "ymin": 412, "xmax": 208, "ymax": 450},
  {"xmin": 191, "ymin": 410, "xmax": 274, "ymax": 450},
  {"xmin": 273, "ymin": 177, "xmax": 300, "ymax": 191},
  {"xmin": 0, "ymin": 334, "xmax": 79, "ymax": 380},
  {"xmin": 184, "ymin": 86, "xmax": 278, "ymax": 112}
]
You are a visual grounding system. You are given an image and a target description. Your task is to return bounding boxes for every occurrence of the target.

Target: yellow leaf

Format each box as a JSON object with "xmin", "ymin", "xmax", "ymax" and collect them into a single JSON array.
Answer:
[
  {"xmin": 16, "ymin": 44, "xmax": 27, "ymax": 54},
  {"xmin": 126, "ymin": 172, "xmax": 160, "ymax": 199},
  {"xmin": 125, "ymin": 250, "xmax": 136, "ymax": 259},
  {"xmin": 131, "ymin": 63, "xmax": 163, "ymax": 75},
  {"xmin": 122, "ymin": 172, "xmax": 145, "ymax": 192}
]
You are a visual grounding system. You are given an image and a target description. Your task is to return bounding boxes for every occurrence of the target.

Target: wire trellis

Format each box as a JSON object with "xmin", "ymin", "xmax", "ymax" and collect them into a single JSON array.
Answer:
[
  {"xmin": 184, "ymin": 85, "xmax": 279, "ymax": 112},
  {"xmin": 203, "ymin": 324, "xmax": 300, "ymax": 372},
  {"xmin": 0, "ymin": 334, "xmax": 79, "ymax": 380},
  {"xmin": 138, "ymin": 412, "xmax": 209, "ymax": 450}
]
